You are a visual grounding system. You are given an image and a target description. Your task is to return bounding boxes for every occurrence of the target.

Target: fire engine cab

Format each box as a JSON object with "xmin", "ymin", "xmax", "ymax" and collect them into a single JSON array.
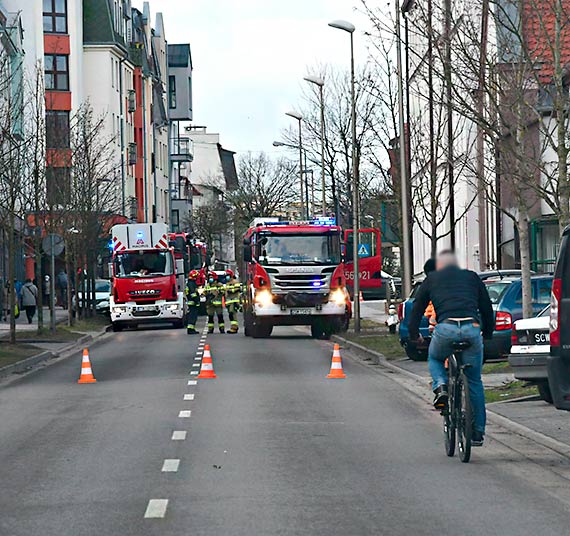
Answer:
[
  {"xmin": 109, "ymin": 223, "xmax": 186, "ymax": 331},
  {"xmin": 242, "ymin": 217, "xmax": 351, "ymax": 339}
]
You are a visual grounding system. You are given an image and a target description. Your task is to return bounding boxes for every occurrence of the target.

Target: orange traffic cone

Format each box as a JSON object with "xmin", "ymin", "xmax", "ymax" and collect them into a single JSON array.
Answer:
[
  {"xmin": 197, "ymin": 344, "xmax": 217, "ymax": 379},
  {"xmin": 78, "ymin": 348, "xmax": 97, "ymax": 384},
  {"xmin": 359, "ymin": 291, "xmax": 364, "ymax": 302},
  {"xmin": 326, "ymin": 344, "xmax": 347, "ymax": 379}
]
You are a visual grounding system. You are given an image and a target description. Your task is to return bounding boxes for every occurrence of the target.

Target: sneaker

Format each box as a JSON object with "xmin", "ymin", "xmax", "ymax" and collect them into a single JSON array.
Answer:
[
  {"xmin": 433, "ymin": 385, "xmax": 449, "ymax": 411},
  {"xmin": 472, "ymin": 431, "xmax": 485, "ymax": 447}
]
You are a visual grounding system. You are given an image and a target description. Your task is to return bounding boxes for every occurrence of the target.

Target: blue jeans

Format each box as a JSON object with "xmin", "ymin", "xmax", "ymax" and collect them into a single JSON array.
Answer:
[{"xmin": 428, "ymin": 322, "xmax": 486, "ymax": 434}]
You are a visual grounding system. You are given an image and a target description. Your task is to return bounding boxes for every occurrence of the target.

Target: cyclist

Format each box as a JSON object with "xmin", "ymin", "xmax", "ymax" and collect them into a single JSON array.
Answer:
[{"xmin": 408, "ymin": 251, "xmax": 494, "ymax": 446}]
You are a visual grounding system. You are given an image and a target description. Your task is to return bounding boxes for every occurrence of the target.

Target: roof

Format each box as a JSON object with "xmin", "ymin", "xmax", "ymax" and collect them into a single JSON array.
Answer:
[{"xmin": 83, "ymin": 0, "xmax": 126, "ymax": 51}]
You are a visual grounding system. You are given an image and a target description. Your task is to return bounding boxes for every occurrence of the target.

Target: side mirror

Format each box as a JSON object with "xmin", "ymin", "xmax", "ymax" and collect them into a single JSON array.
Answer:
[
  {"xmin": 243, "ymin": 246, "xmax": 252, "ymax": 263},
  {"xmin": 108, "ymin": 262, "xmax": 114, "ymax": 278}
]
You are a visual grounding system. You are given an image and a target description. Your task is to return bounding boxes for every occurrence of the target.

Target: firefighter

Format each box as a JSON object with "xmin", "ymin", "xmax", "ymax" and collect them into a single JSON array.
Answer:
[
  {"xmin": 205, "ymin": 272, "xmax": 225, "ymax": 333},
  {"xmin": 225, "ymin": 269, "xmax": 241, "ymax": 334},
  {"xmin": 186, "ymin": 270, "xmax": 201, "ymax": 335}
]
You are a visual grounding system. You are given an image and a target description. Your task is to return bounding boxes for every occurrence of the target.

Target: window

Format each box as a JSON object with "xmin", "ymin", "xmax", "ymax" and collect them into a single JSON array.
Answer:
[
  {"xmin": 43, "ymin": 0, "xmax": 67, "ymax": 33},
  {"xmin": 45, "ymin": 54, "xmax": 69, "ymax": 91},
  {"xmin": 46, "ymin": 111, "xmax": 70, "ymax": 148},
  {"xmin": 168, "ymin": 75, "xmax": 176, "ymax": 108},
  {"xmin": 46, "ymin": 166, "xmax": 71, "ymax": 206}
]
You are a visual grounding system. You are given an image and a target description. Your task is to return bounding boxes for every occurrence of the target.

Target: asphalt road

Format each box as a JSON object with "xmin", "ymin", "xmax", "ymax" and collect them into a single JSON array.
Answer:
[{"xmin": 1, "ymin": 320, "xmax": 570, "ymax": 535}]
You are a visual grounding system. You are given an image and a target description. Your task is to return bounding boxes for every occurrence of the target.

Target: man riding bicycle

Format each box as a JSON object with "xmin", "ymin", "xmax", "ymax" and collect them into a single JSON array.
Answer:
[{"xmin": 408, "ymin": 251, "xmax": 494, "ymax": 446}]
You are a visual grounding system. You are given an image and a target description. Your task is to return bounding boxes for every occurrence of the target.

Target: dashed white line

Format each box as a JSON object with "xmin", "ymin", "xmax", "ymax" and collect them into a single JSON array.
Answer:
[
  {"xmin": 178, "ymin": 410, "xmax": 192, "ymax": 418},
  {"xmin": 171, "ymin": 431, "xmax": 187, "ymax": 440},
  {"xmin": 195, "ymin": 357, "xmax": 202, "ymax": 361},
  {"xmin": 184, "ymin": 394, "xmax": 195, "ymax": 400},
  {"xmin": 162, "ymin": 459, "xmax": 180, "ymax": 472},
  {"xmin": 144, "ymin": 499, "xmax": 168, "ymax": 519},
  {"xmin": 190, "ymin": 371, "xmax": 199, "ymax": 375},
  {"xmin": 192, "ymin": 363, "xmax": 200, "ymax": 368},
  {"xmin": 188, "ymin": 380, "xmax": 197, "ymax": 385}
]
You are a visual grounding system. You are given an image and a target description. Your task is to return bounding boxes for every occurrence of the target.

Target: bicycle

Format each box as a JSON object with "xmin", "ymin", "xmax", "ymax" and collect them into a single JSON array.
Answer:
[{"xmin": 442, "ymin": 340, "xmax": 474, "ymax": 463}]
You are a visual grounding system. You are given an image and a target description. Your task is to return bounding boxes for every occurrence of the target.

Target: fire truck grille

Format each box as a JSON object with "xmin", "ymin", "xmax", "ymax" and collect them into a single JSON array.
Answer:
[{"xmin": 272, "ymin": 273, "xmax": 329, "ymax": 292}]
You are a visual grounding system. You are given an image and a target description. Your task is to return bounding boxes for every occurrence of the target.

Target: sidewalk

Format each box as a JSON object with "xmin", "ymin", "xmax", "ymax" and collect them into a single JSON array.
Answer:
[
  {"xmin": 359, "ymin": 299, "xmax": 388, "ymax": 325},
  {"xmin": 0, "ymin": 307, "xmax": 68, "ymax": 337},
  {"xmin": 337, "ymin": 333, "xmax": 570, "ymax": 454}
]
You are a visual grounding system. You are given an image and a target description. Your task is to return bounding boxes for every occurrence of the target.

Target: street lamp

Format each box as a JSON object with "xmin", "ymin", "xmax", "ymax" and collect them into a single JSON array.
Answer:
[
  {"xmin": 285, "ymin": 111, "xmax": 306, "ymax": 219},
  {"xmin": 303, "ymin": 75, "xmax": 327, "ymax": 218},
  {"xmin": 329, "ymin": 19, "xmax": 361, "ymax": 333}
]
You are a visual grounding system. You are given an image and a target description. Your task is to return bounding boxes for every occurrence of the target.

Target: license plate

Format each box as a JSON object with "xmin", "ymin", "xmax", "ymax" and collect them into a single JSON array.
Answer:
[
  {"xmin": 136, "ymin": 306, "xmax": 151, "ymax": 312},
  {"xmin": 290, "ymin": 308, "xmax": 311, "ymax": 315}
]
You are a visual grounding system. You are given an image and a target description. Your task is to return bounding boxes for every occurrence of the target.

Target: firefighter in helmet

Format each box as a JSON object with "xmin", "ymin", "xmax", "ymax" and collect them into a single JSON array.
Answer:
[
  {"xmin": 205, "ymin": 272, "xmax": 225, "ymax": 333},
  {"xmin": 186, "ymin": 270, "xmax": 201, "ymax": 335},
  {"xmin": 225, "ymin": 269, "xmax": 241, "ymax": 334}
]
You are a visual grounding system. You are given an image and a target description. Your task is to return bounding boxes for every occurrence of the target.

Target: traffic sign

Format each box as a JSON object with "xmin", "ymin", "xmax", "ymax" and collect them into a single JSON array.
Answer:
[
  {"xmin": 42, "ymin": 234, "xmax": 65, "ymax": 256},
  {"xmin": 358, "ymin": 243, "xmax": 371, "ymax": 257}
]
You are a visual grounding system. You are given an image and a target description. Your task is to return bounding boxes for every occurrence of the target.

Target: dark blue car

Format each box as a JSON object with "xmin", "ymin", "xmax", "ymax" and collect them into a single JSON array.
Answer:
[{"xmin": 398, "ymin": 270, "xmax": 550, "ymax": 361}]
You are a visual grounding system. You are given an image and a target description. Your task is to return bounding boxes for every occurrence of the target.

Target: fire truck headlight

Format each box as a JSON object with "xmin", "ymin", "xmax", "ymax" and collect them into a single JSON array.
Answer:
[
  {"xmin": 330, "ymin": 288, "xmax": 346, "ymax": 306},
  {"xmin": 165, "ymin": 304, "xmax": 180, "ymax": 311},
  {"xmin": 112, "ymin": 306, "xmax": 127, "ymax": 314},
  {"xmin": 255, "ymin": 289, "xmax": 273, "ymax": 308}
]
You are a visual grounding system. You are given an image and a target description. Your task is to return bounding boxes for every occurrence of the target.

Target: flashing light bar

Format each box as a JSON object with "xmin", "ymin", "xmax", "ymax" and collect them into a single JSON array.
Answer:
[{"xmin": 257, "ymin": 217, "xmax": 337, "ymax": 228}]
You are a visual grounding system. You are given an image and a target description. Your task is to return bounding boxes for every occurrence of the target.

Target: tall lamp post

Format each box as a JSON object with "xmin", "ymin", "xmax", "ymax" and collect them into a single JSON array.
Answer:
[
  {"xmin": 285, "ymin": 111, "xmax": 306, "ymax": 219},
  {"xmin": 395, "ymin": 3, "xmax": 412, "ymax": 297},
  {"xmin": 303, "ymin": 76, "xmax": 327, "ymax": 217},
  {"xmin": 329, "ymin": 19, "xmax": 361, "ymax": 333}
]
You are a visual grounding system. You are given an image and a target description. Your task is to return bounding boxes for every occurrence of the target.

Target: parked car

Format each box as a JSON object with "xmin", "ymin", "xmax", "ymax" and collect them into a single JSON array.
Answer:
[
  {"xmin": 72, "ymin": 279, "xmax": 111, "ymax": 315},
  {"xmin": 484, "ymin": 275, "xmax": 553, "ymax": 359},
  {"xmin": 508, "ymin": 306, "xmax": 552, "ymax": 403},
  {"xmin": 548, "ymin": 225, "xmax": 570, "ymax": 410},
  {"xmin": 398, "ymin": 270, "xmax": 548, "ymax": 361}
]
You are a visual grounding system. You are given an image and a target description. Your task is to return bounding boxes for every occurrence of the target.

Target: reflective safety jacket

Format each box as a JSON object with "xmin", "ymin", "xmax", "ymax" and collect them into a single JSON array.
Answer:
[
  {"xmin": 225, "ymin": 277, "xmax": 241, "ymax": 305},
  {"xmin": 204, "ymin": 281, "xmax": 225, "ymax": 306},
  {"xmin": 186, "ymin": 279, "xmax": 200, "ymax": 307}
]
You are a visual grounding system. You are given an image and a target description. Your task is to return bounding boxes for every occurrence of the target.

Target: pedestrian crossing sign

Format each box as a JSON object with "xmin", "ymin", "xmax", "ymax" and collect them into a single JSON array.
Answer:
[{"xmin": 358, "ymin": 244, "xmax": 371, "ymax": 257}]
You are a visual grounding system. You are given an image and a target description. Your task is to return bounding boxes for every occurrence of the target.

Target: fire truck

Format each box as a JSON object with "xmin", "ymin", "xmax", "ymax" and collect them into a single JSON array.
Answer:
[
  {"xmin": 242, "ymin": 217, "xmax": 351, "ymax": 339},
  {"xmin": 109, "ymin": 223, "xmax": 186, "ymax": 332},
  {"xmin": 343, "ymin": 227, "xmax": 383, "ymax": 299}
]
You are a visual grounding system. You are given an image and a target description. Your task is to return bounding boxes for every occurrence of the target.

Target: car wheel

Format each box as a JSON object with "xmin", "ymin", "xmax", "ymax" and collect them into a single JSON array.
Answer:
[
  {"xmin": 252, "ymin": 322, "xmax": 272, "ymax": 338},
  {"xmin": 404, "ymin": 343, "xmax": 427, "ymax": 361},
  {"xmin": 172, "ymin": 320, "xmax": 184, "ymax": 329},
  {"xmin": 112, "ymin": 323, "xmax": 123, "ymax": 332},
  {"xmin": 537, "ymin": 381, "xmax": 554, "ymax": 404}
]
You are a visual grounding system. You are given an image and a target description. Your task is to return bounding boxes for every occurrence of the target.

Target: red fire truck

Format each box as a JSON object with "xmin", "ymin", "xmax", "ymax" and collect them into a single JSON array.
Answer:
[
  {"xmin": 168, "ymin": 233, "xmax": 209, "ymax": 279},
  {"xmin": 242, "ymin": 217, "xmax": 351, "ymax": 339},
  {"xmin": 109, "ymin": 223, "xmax": 187, "ymax": 331},
  {"xmin": 344, "ymin": 228, "xmax": 383, "ymax": 299}
]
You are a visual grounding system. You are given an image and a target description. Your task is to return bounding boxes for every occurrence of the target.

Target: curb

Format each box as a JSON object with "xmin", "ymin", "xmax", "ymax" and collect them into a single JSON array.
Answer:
[
  {"xmin": 0, "ymin": 327, "xmax": 110, "ymax": 378},
  {"xmin": 334, "ymin": 334, "xmax": 570, "ymax": 459}
]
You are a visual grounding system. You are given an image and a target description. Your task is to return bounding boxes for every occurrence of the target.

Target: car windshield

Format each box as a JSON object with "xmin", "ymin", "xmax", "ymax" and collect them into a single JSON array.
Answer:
[
  {"xmin": 258, "ymin": 233, "xmax": 341, "ymax": 266},
  {"xmin": 485, "ymin": 281, "xmax": 512, "ymax": 304},
  {"xmin": 95, "ymin": 281, "xmax": 110, "ymax": 293},
  {"xmin": 114, "ymin": 251, "xmax": 173, "ymax": 278}
]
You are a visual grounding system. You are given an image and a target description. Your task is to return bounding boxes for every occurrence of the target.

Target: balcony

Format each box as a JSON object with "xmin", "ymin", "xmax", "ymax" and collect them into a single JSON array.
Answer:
[{"xmin": 171, "ymin": 136, "xmax": 193, "ymax": 163}]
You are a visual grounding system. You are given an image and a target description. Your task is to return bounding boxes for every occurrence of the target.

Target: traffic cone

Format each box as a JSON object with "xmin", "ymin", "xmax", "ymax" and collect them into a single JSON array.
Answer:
[
  {"xmin": 197, "ymin": 344, "xmax": 217, "ymax": 379},
  {"xmin": 359, "ymin": 291, "xmax": 364, "ymax": 302},
  {"xmin": 78, "ymin": 348, "xmax": 97, "ymax": 384},
  {"xmin": 326, "ymin": 344, "xmax": 347, "ymax": 379}
]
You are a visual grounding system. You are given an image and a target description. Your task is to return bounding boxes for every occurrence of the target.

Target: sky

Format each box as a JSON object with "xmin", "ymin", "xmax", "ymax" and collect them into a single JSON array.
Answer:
[{"xmin": 133, "ymin": 0, "xmax": 370, "ymax": 157}]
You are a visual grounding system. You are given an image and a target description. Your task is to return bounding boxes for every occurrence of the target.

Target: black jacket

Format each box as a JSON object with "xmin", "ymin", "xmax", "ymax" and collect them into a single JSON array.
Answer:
[{"xmin": 408, "ymin": 266, "xmax": 494, "ymax": 340}]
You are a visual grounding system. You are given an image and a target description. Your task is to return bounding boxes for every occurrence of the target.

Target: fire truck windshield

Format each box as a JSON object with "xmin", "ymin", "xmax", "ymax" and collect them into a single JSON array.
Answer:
[
  {"xmin": 114, "ymin": 251, "xmax": 173, "ymax": 278},
  {"xmin": 258, "ymin": 233, "xmax": 341, "ymax": 266}
]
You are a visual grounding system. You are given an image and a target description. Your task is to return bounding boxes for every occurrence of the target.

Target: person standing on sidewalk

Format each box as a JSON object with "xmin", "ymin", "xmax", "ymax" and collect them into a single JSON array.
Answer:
[
  {"xmin": 408, "ymin": 251, "xmax": 494, "ymax": 446},
  {"xmin": 21, "ymin": 279, "xmax": 39, "ymax": 324}
]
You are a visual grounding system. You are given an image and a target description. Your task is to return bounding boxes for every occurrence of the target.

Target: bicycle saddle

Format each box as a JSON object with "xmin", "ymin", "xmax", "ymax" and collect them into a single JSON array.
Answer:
[{"xmin": 452, "ymin": 341, "xmax": 472, "ymax": 351}]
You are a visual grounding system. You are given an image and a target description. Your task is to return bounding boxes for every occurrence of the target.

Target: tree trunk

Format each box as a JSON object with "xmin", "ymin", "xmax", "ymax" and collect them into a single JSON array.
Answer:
[
  {"xmin": 66, "ymin": 249, "xmax": 73, "ymax": 327},
  {"xmin": 518, "ymin": 210, "xmax": 533, "ymax": 319},
  {"xmin": 8, "ymin": 222, "xmax": 16, "ymax": 344},
  {"xmin": 34, "ymin": 233, "xmax": 44, "ymax": 332}
]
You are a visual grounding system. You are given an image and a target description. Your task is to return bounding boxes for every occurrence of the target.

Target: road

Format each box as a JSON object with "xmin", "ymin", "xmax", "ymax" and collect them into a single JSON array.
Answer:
[{"xmin": 1, "ymin": 320, "xmax": 570, "ymax": 535}]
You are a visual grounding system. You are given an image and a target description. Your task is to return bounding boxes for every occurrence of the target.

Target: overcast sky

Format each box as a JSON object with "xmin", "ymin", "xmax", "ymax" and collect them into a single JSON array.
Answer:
[{"xmin": 134, "ymin": 0, "xmax": 369, "ymax": 157}]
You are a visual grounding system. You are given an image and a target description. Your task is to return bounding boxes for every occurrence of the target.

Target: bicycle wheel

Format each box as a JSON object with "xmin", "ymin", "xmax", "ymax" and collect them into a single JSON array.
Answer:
[
  {"xmin": 443, "ymin": 410, "xmax": 456, "ymax": 457},
  {"xmin": 457, "ymin": 371, "xmax": 473, "ymax": 463},
  {"xmin": 443, "ymin": 366, "xmax": 456, "ymax": 457}
]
